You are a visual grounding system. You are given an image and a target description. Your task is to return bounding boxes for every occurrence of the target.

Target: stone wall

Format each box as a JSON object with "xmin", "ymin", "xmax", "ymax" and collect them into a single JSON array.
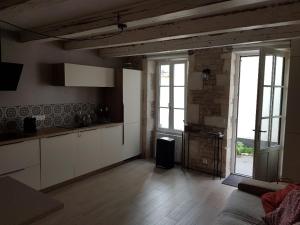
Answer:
[{"xmin": 186, "ymin": 48, "xmax": 232, "ymax": 177}]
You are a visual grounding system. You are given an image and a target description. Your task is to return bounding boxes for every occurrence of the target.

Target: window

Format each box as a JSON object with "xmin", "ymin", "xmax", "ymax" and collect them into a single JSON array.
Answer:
[
  {"xmin": 158, "ymin": 61, "xmax": 187, "ymax": 131},
  {"xmin": 261, "ymin": 55, "xmax": 285, "ymax": 148}
]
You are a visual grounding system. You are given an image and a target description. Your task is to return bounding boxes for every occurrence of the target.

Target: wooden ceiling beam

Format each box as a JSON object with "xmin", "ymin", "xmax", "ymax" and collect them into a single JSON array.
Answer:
[
  {"xmin": 97, "ymin": 25, "xmax": 300, "ymax": 57},
  {"xmin": 20, "ymin": 0, "xmax": 285, "ymax": 42},
  {"xmin": 0, "ymin": 0, "xmax": 31, "ymax": 10},
  {"xmin": 64, "ymin": 2, "xmax": 300, "ymax": 50}
]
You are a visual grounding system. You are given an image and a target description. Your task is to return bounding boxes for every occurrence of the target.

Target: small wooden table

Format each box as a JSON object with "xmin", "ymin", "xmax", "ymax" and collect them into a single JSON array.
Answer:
[{"xmin": 0, "ymin": 177, "xmax": 63, "ymax": 225}]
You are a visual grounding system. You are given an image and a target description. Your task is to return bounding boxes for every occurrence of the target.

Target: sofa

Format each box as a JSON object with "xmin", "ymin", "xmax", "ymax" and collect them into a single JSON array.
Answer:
[{"xmin": 215, "ymin": 179, "xmax": 288, "ymax": 225}]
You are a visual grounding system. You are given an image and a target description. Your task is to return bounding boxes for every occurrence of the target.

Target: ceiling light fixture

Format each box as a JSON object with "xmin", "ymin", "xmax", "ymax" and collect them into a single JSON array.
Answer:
[{"xmin": 117, "ymin": 13, "xmax": 127, "ymax": 31}]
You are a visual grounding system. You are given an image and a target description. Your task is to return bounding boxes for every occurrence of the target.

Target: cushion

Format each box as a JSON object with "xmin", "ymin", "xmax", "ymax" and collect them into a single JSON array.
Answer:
[
  {"xmin": 261, "ymin": 184, "xmax": 300, "ymax": 213},
  {"xmin": 222, "ymin": 190, "xmax": 265, "ymax": 225},
  {"xmin": 264, "ymin": 189, "xmax": 300, "ymax": 225},
  {"xmin": 238, "ymin": 179, "xmax": 287, "ymax": 197}
]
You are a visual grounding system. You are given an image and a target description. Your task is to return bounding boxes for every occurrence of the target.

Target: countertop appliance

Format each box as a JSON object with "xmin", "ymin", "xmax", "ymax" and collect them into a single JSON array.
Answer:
[{"xmin": 23, "ymin": 117, "xmax": 37, "ymax": 133}]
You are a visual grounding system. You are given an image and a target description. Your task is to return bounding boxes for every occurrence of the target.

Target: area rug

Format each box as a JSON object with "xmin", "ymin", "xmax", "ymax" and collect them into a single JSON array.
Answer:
[{"xmin": 222, "ymin": 173, "xmax": 251, "ymax": 188}]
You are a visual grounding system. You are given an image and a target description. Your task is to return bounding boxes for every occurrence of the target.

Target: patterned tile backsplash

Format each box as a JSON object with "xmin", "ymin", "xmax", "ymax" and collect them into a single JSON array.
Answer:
[{"xmin": 0, "ymin": 103, "xmax": 99, "ymax": 132}]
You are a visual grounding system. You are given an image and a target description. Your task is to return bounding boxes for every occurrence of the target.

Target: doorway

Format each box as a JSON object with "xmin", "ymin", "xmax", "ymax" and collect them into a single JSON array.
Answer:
[
  {"xmin": 235, "ymin": 55, "xmax": 259, "ymax": 177},
  {"xmin": 233, "ymin": 48, "xmax": 289, "ymax": 181}
]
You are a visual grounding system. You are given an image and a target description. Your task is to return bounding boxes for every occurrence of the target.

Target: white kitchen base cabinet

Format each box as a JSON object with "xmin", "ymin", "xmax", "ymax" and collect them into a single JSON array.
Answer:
[
  {"xmin": 41, "ymin": 133, "xmax": 77, "ymax": 189},
  {"xmin": 75, "ymin": 128, "xmax": 101, "ymax": 177},
  {"xmin": 0, "ymin": 123, "xmax": 129, "ymax": 189},
  {"xmin": 0, "ymin": 140, "xmax": 40, "ymax": 176},
  {"xmin": 0, "ymin": 140, "xmax": 40, "ymax": 190},
  {"xmin": 123, "ymin": 123, "xmax": 141, "ymax": 160}
]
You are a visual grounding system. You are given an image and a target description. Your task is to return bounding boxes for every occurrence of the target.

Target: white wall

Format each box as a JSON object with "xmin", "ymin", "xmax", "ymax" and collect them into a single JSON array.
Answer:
[{"xmin": 0, "ymin": 30, "xmax": 121, "ymax": 106}]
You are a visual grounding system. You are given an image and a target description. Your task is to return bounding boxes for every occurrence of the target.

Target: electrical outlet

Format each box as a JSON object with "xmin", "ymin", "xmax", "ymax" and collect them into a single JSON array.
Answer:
[
  {"xmin": 33, "ymin": 115, "xmax": 46, "ymax": 121},
  {"xmin": 202, "ymin": 158, "xmax": 208, "ymax": 165}
]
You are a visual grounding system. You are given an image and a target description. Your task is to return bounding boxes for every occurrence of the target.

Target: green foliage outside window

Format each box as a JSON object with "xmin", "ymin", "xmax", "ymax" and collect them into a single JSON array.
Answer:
[{"xmin": 236, "ymin": 142, "xmax": 254, "ymax": 155}]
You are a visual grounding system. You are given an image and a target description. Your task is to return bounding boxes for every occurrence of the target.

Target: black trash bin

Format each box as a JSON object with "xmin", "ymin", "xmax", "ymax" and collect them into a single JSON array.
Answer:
[{"xmin": 156, "ymin": 137, "xmax": 175, "ymax": 169}]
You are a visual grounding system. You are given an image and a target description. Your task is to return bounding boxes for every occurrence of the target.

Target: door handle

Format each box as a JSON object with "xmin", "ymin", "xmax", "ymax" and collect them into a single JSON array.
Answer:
[{"xmin": 253, "ymin": 129, "xmax": 267, "ymax": 133}]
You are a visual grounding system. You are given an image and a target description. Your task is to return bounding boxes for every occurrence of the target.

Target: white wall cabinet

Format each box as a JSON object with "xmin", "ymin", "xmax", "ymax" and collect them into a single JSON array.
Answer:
[
  {"xmin": 75, "ymin": 128, "xmax": 101, "ymax": 176},
  {"xmin": 54, "ymin": 63, "xmax": 115, "ymax": 87},
  {"xmin": 122, "ymin": 69, "xmax": 142, "ymax": 159},
  {"xmin": 41, "ymin": 133, "xmax": 77, "ymax": 189}
]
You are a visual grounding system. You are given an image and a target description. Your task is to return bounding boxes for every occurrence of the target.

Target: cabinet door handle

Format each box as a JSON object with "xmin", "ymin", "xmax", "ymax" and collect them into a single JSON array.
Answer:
[
  {"xmin": 0, "ymin": 168, "xmax": 25, "ymax": 176},
  {"xmin": 122, "ymin": 124, "xmax": 125, "ymax": 145}
]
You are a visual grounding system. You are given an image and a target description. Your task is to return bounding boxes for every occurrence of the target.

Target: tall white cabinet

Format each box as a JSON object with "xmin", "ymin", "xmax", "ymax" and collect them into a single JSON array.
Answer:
[{"xmin": 122, "ymin": 69, "xmax": 142, "ymax": 159}]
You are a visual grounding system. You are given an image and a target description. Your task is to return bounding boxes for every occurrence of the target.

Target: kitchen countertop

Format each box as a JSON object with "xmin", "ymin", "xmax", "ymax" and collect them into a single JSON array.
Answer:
[
  {"xmin": 0, "ymin": 122, "xmax": 123, "ymax": 146},
  {"xmin": 0, "ymin": 177, "xmax": 63, "ymax": 225}
]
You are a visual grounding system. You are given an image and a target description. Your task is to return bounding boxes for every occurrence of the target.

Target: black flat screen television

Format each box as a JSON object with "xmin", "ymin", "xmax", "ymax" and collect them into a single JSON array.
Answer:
[{"xmin": 0, "ymin": 62, "xmax": 23, "ymax": 91}]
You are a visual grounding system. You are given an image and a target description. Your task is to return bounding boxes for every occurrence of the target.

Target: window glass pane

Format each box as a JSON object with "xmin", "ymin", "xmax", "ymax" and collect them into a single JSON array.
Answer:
[
  {"xmin": 160, "ymin": 87, "xmax": 169, "ymax": 107},
  {"xmin": 174, "ymin": 109, "xmax": 184, "ymax": 130},
  {"xmin": 273, "ymin": 88, "xmax": 282, "ymax": 116},
  {"xmin": 262, "ymin": 87, "xmax": 271, "ymax": 117},
  {"xmin": 260, "ymin": 118, "xmax": 269, "ymax": 149},
  {"xmin": 264, "ymin": 55, "xmax": 273, "ymax": 86},
  {"xmin": 275, "ymin": 56, "xmax": 284, "ymax": 86},
  {"xmin": 174, "ymin": 87, "xmax": 185, "ymax": 108},
  {"xmin": 271, "ymin": 118, "xmax": 281, "ymax": 146},
  {"xmin": 159, "ymin": 108, "xmax": 169, "ymax": 129},
  {"xmin": 160, "ymin": 65, "xmax": 170, "ymax": 86},
  {"xmin": 174, "ymin": 63, "xmax": 185, "ymax": 86}
]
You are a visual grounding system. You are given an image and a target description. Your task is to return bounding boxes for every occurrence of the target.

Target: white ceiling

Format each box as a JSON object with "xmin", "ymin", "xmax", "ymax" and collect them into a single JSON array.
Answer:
[{"xmin": 1, "ymin": 0, "xmax": 144, "ymax": 28}]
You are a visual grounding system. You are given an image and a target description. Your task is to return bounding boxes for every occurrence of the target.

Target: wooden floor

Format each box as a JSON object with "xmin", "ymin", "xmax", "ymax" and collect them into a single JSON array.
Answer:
[{"xmin": 33, "ymin": 160, "xmax": 234, "ymax": 225}]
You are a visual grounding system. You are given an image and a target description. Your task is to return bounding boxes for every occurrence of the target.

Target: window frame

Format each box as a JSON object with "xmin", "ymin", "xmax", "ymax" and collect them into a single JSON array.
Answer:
[{"xmin": 156, "ymin": 59, "xmax": 188, "ymax": 133}]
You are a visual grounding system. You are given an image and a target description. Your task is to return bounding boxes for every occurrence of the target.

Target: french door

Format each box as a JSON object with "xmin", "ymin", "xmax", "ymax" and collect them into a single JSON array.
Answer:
[{"xmin": 253, "ymin": 48, "xmax": 289, "ymax": 181}]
